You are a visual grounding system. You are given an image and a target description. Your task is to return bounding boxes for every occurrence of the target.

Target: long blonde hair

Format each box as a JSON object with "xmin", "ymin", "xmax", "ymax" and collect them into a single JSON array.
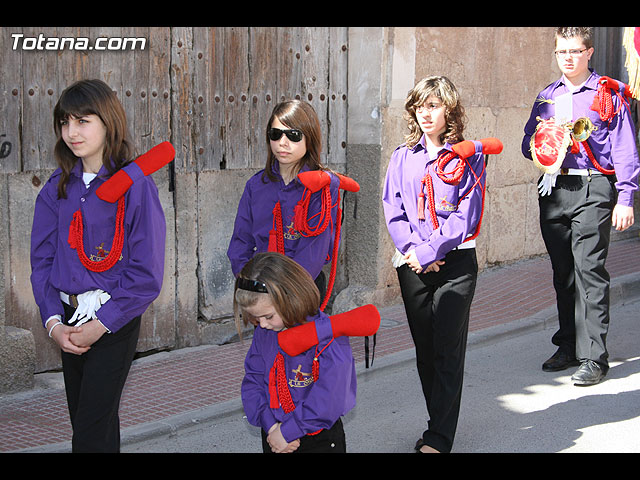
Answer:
[
  {"xmin": 233, "ymin": 252, "xmax": 320, "ymax": 337},
  {"xmin": 403, "ymin": 76, "xmax": 466, "ymax": 148}
]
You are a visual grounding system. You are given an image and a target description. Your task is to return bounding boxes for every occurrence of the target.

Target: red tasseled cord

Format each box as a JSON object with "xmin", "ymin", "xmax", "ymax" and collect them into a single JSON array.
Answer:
[
  {"xmin": 68, "ymin": 196, "xmax": 125, "ymax": 272},
  {"xmin": 294, "ymin": 185, "xmax": 331, "ymax": 237},
  {"xmin": 417, "ymin": 151, "xmax": 487, "ymax": 241},
  {"xmin": 312, "ymin": 338, "xmax": 334, "ymax": 382},
  {"xmin": 271, "ymin": 353, "xmax": 295, "ymax": 414},
  {"xmin": 268, "ymin": 201, "xmax": 285, "ymax": 255}
]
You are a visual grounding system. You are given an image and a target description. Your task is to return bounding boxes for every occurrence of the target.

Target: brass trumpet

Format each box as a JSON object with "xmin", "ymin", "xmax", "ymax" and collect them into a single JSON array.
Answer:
[{"xmin": 568, "ymin": 117, "xmax": 596, "ymax": 142}]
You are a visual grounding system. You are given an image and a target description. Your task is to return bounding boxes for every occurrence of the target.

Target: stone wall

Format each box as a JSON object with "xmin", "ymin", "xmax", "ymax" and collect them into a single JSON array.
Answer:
[
  {"xmin": 2, "ymin": 27, "xmax": 636, "ymax": 392},
  {"xmin": 334, "ymin": 27, "xmax": 562, "ymax": 313}
]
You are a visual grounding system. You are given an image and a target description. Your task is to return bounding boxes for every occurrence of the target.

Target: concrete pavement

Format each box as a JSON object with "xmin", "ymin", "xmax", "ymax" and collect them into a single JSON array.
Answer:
[
  {"xmin": 115, "ymin": 294, "xmax": 640, "ymax": 453},
  {"xmin": 2, "ymin": 236, "xmax": 639, "ymax": 453}
]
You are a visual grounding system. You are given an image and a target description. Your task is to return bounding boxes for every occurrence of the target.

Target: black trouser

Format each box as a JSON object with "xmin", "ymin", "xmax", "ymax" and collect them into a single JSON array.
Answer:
[
  {"xmin": 261, "ymin": 417, "xmax": 346, "ymax": 453},
  {"xmin": 61, "ymin": 302, "xmax": 141, "ymax": 453},
  {"xmin": 396, "ymin": 248, "xmax": 478, "ymax": 453},
  {"xmin": 539, "ymin": 174, "xmax": 615, "ymax": 369}
]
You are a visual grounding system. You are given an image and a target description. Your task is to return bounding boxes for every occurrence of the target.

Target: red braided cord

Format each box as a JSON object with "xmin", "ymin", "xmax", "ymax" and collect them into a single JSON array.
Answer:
[
  {"xmin": 312, "ymin": 338, "xmax": 335, "ymax": 382},
  {"xmin": 418, "ymin": 152, "xmax": 487, "ymax": 241},
  {"xmin": 312, "ymin": 357, "xmax": 319, "ymax": 382},
  {"xmin": 434, "ymin": 151, "xmax": 465, "ymax": 184},
  {"xmin": 274, "ymin": 353, "xmax": 295, "ymax": 413},
  {"xmin": 423, "ymin": 172, "xmax": 439, "ymax": 230},
  {"xmin": 268, "ymin": 201, "xmax": 285, "ymax": 255},
  {"xmin": 273, "ymin": 183, "xmax": 340, "ymax": 311},
  {"xmin": 597, "ymin": 85, "xmax": 615, "ymax": 121},
  {"xmin": 419, "ymin": 152, "xmax": 466, "ymax": 230},
  {"xmin": 294, "ymin": 186, "xmax": 332, "ymax": 237},
  {"xmin": 320, "ymin": 199, "xmax": 341, "ymax": 312},
  {"xmin": 67, "ymin": 196, "xmax": 125, "ymax": 272},
  {"xmin": 596, "ymin": 82, "xmax": 629, "ymax": 123},
  {"xmin": 580, "ymin": 140, "xmax": 615, "ymax": 175},
  {"xmin": 458, "ymin": 157, "xmax": 486, "ymax": 243}
]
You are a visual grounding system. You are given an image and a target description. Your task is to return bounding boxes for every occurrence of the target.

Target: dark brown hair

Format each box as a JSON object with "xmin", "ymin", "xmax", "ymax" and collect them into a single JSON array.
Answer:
[
  {"xmin": 53, "ymin": 79, "xmax": 135, "ymax": 198},
  {"xmin": 262, "ymin": 100, "xmax": 325, "ymax": 183},
  {"xmin": 233, "ymin": 252, "xmax": 320, "ymax": 337},
  {"xmin": 555, "ymin": 27, "xmax": 594, "ymax": 50},
  {"xmin": 403, "ymin": 76, "xmax": 466, "ymax": 148}
]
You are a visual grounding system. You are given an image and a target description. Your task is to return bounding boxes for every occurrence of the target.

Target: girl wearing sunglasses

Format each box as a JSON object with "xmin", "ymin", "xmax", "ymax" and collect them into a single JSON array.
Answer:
[{"xmin": 228, "ymin": 100, "xmax": 342, "ymax": 299}]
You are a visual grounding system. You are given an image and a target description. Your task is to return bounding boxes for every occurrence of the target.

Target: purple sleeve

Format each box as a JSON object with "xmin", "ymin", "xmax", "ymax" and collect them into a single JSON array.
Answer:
[
  {"xmin": 522, "ymin": 100, "xmax": 543, "ymax": 160},
  {"xmin": 382, "ymin": 147, "xmax": 418, "ymax": 255},
  {"xmin": 279, "ymin": 336, "xmax": 356, "ymax": 442},
  {"xmin": 227, "ymin": 182, "xmax": 255, "ymax": 276},
  {"xmin": 241, "ymin": 328, "xmax": 279, "ymax": 433},
  {"xmin": 93, "ymin": 177, "xmax": 166, "ymax": 332},
  {"xmin": 30, "ymin": 174, "xmax": 65, "ymax": 326},
  {"xmin": 608, "ymin": 103, "xmax": 640, "ymax": 207}
]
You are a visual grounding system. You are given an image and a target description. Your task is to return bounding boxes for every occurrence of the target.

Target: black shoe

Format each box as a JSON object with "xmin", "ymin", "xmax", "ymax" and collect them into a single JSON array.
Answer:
[
  {"xmin": 572, "ymin": 360, "xmax": 607, "ymax": 386},
  {"xmin": 542, "ymin": 349, "xmax": 580, "ymax": 372}
]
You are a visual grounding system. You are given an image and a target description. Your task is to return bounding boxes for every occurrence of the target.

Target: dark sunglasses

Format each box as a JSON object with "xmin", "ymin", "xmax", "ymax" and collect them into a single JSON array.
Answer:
[
  {"xmin": 268, "ymin": 127, "xmax": 304, "ymax": 143},
  {"xmin": 236, "ymin": 277, "xmax": 268, "ymax": 293}
]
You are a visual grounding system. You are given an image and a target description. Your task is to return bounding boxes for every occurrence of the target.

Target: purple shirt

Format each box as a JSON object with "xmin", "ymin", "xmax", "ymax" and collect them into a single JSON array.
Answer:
[
  {"xmin": 522, "ymin": 70, "xmax": 640, "ymax": 207},
  {"xmin": 227, "ymin": 163, "xmax": 340, "ymax": 279},
  {"xmin": 241, "ymin": 310, "xmax": 356, "ymax": 442},
  {"xmin": 382, "ymin": 135, "xmax": 487, "ymax": 268},
  {"xmin": 30, "ymin": 160, "xmax": 166, "ymax": 333}
]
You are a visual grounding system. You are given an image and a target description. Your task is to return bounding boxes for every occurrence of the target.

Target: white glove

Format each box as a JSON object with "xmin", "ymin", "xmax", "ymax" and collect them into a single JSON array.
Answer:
[
  {"xmin": 538, "ymin": 171, "xmax": 559, "ymax": 196},
  {"xmin": 68, "ymin": 289, "xmax": 111, "ymax": 326}
]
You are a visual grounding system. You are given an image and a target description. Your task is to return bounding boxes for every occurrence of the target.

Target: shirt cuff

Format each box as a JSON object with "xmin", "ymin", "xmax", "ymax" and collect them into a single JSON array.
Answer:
[
  {"xmin": 414, "ymin": 242, "xmax": 438, "ymax": 268},
  {"xmin": 280, "ymin": 417, "xmax": 305, "ymax": 443},
  {"xmin": 616, "ymin": 190, "xmax": 634, "ymax": 208},
  {"xmin": 44, "ymin": 315, "xmax": 61, "ymax": 329},
  {"xmin": 93, "ymin": 299, "xmax": 123, "ymax": 333},
  {"xmin": 261, "ymin": 410, "xmax": 278, "ymax": 436}
]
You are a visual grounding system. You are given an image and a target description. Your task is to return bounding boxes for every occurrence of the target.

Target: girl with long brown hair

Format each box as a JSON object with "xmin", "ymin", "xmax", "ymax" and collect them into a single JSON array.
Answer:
[
  {"xmin": 30, "ymin": 78, "xmax": 168, "ymax": 452},
  {"xmin": 227, "ymin": 100, "xmax": 341, "ymax": 300}
]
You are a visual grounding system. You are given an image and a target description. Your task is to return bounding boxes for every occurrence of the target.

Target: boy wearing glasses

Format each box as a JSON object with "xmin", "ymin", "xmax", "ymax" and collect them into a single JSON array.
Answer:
[{"xmin": 522, "ymin": 27, "xmax": 639, "ymax": 385}]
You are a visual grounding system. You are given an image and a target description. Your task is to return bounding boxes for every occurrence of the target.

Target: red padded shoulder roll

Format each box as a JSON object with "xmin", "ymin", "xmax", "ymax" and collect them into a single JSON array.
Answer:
[
  {"xmin": 296, "ymin": 170, "xmax": 331, "ymax": 193},
  {"xmin": 96, "ymin": 141, "xmax": 175, "ymax": 203},
  {"xmin": 278, "ymin": 304, "xmax": 381, "ymax": 357},
  {"xmin": 336, "ymin": 173, "xmax": 360, "ymax": 192},
  {"xmin": 451, "ymin": 140, "xmax": 476, "ymax": 159},
  {"xmin": 480, "ymin": 137, "xmax": 503, "ymax": 155}
]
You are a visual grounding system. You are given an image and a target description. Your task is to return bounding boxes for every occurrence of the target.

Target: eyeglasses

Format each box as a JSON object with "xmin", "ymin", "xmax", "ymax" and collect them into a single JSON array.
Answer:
[
  {"xmin": 415, "ymin": 102, "xmax": 444, "ymax": 114},
  {"xmin": 554, "ymin": 49, "xmax": 588, "ymax": 58},
  {"xmin": 268, "ymin": 128, "xmax": 304, "ymax": 143}
]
